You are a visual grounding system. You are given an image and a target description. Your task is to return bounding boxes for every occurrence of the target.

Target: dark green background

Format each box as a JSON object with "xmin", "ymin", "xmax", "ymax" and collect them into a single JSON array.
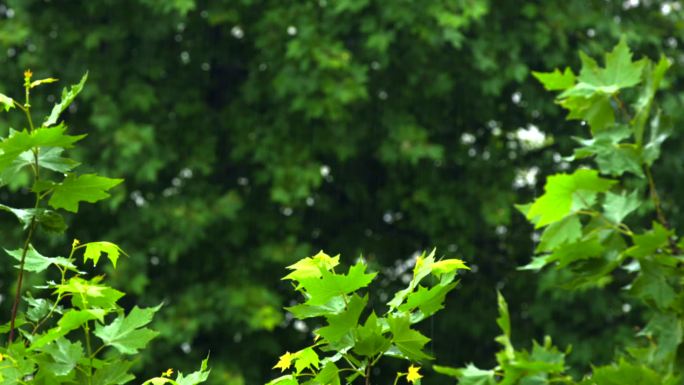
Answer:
[{"xmin": 1, "ymin": 1, "xmax": 683, "ymax": 383}]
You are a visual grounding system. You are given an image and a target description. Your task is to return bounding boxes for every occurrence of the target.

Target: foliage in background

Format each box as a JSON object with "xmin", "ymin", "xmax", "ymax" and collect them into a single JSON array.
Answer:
[
  {"xmin": 0, "ymin": 73, "xmax": 210, "ymax": 384},
  {"xmin": 1, "ymin": 1, "xmax": 684, "ymax": 384}
]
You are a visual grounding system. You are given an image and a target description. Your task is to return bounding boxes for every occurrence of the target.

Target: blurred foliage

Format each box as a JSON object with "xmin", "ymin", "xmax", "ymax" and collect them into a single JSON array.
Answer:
[{"xmin": 1, "ymin": 0, "xmax": 684, "ymax": 384}]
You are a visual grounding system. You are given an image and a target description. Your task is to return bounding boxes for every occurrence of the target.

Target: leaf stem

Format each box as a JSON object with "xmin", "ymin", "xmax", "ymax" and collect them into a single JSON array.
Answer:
[
  {"xmin": 84, "ymin": 321, "xmax": 94, "ymax": 384},
  {"xmin": 8, "ymin": 83, "xmax": 42, "ymax": 344},
  {"xmin": 644, "ymin": 166, "xmax": 680, "ymax": 254}
]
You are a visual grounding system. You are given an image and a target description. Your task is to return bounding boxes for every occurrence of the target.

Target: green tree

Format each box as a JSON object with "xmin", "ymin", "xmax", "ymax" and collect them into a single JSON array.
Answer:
[{"xmin": 1, "ymin": 1, "xmax": 683, "ymax": 384}]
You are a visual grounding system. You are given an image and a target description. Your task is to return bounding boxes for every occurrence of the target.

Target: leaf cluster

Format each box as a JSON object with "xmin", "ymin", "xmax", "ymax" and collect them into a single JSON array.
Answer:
[
  {"xmin": 266, "ymin": 250, "xmax": 468, "ymax": 385},
  {"xmin": 0, "ymin": 74, "xmax": 211, "ymax": 384}
]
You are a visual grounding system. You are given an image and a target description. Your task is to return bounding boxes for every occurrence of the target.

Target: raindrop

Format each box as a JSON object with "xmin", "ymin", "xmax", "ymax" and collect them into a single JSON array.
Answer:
[
  {"xmin": 370, "ymin": 61, "xmax": 381, "ymax": 70},
  {"xmin": 174, "ymin": 34, "xmax": 183, "ymax": 42},
  {"xmin": 378, "ymin": 90, "xmax": 388, "ymax": 100},
  {"xmin": 7, "ymin": 48, "xmax": 15, "ymax": 57},
  {"xmin": 171, "ymin": 177, "xmax": 182, "ymax": 187},
  {"xmin": 511, "ymin": 91, "xmax": 522, "ymax": 104},
  {"xmin": 382, "ymin": 212, "xmax": 393, "ymax": 224},
  {"xmin": 666, "ymin": 37, "xmax": 678, "ymax": 48},
  {"xmin": 586, "ymin": 28, "xmax": 596, "ymax": 38},
  {"xmin": 460, "ymin": 132, "xmax": 476, "ymax": 145},
  {"xmin": 622, "ymin": 0, "xmax": 639, "ymax": 9},
  {"xmin": 258, "ymin": 63, "xmax": 268, "ymax": 71},
  {"xmin": 287, "ymin": 25, "xmax": 298, "ymax": 36},
  {"xmin": 49, "ymin": 30, "xmax": 58, "ymax": 39},
  {"xmin": 200, "ymin": 10, "xmax": 209, "ymax": 18},
  {"xmin": 468, "ymin": 148, "xmax": 477, "ymax": 157},
  {"xmin": 201, "ymin": 62, "xmax": 211, "ymax": 71},
  {"xmin": 180, "ymin": 342, "xmax": 191, "ymax": 354},
  {"xmin": 231, "ymin": 25, "xmax": 244, "ymax": 39},
  {"xmin": 400, "ymin": 273, "xmax": 411, "ymax": 284},
  {"xmin": 319, "ymin": 165, "xmax": 330, "ymax": 177},
  {"xmin": 305, "ymin": 196, "xmax": 315, "ymax": 206},
  {"xmin": 180, "ymin": 51, "xmax": 190, "ymax": 64},
  {"xmin": 180, "ymin": 168, "xmax": 193, "ymax": 178},
  {"xmin": 622, "ymin": 303, "xmax": 632, "ymax": 313},
  {"xmin": 531, "ymin": 232, "xmax": 541, "ymax": 243},
  {"xmin": 293, "ymin": 320, "xmax": 308, "ymax": 332},
  {"xmin": 282, "ymin": 207, "xmax": 293, "ymax": 216},
  {"xmin": 237, "ymin": 177, "xmax": 249, "ymax": 186},
  {"xmin": 150, "ymin": 256, "xmax": 160, "ymax": 266},
  {"xmin": 661, "ymin": 2, "xmax": 672, "ymax": 15},
  {"xmin": 6, "ymin": 8, "xmax": 14, "ymax": 18},
  {"xmin": 130, "ymin": 191, "xmax": 146, "ymax": 207}
]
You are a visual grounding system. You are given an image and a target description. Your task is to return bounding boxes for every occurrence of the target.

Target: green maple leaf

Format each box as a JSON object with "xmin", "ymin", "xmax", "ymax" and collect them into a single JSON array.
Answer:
[
  {"xmin": 48, "ymin": 173, "xmax": 123, "ymax": 212},
  {"xmin": 311, "ymin": 362, "xmax": 341, "ymax": 385},
  {"xmin": 283, "ymin": 250, "xmax": 340, "ymax": 283},
  {"xmin": 399, "ymin": 281, "xmax": 458, "ymax": 320},
  {"xmin": 56, "ymin": 276, "xmax": 125, "ymax": 310},
  {"xmin": 570, "ymin": 37, "xmax": 645, "ymax": 93},
  {"xmin": 591, "ymin": 359, "xmax": 662, "ymax": 385},
  {"xmin": 546, "ymin": 236, "xmax": 605, "ymax": 268},
  {"xmin": 495, "ymin": 291, "xmax": 511, "ymax": 341},
  {"xmin": 4, "ymin": 244, "xmax": 75, "ymax": 273},
  {"xmin": 536, "ymin": 215, "xmax": 582, "ymax": 252},
  {"xmin": 83, "ymin": 241, "xmax": 126, "ymax": 267},
  {"xmin": 0, "ymin": 125, "xmax": 85, "ymax": 172},
  {"xmin": 0, "ymin": 204, "xmax": 66, "ymax": 233},
  {"xmin": 603, "ymin": 190, "xmax": 640, "ymax": 223},
  {"xmin": 94, "ymin": 305, "xmax": 161, "ymax": 354},
  {"xmin": 91, "ymin": 360, "xmax": 135, "ymax": 385},
  {"xmin": 0, "ymin": 93, "xmax": 14, "ymax": 111},
  {"xmin": 547, "ymin": 38, "xmax": 645, "ymax": 133},
  {"xmin": 387, "ymin": 314, "xmax": 432, "ymax": 361},
  {"xmin": 1, "ymin": 147, "xmax": 80, "ymax": 185},
  {"xmin": 176, "ymin": 356, "xmax": 211, "ymax": 385},
  {"xmin": 630, "ymin": 260, "xmax": 676, "ymax": 309},
  {"xmin": 286, "ymin": 296, "xmax": 345, "ymax": 319},
  {"xmin": 532, "ymin": 67, "xmax": 575, "ymax": 91},
  {"xmin": 525, "ymin": 169, "xmax": 616, "ymax": 228},
  {"xmin": 633, "ymin": 56, "xmax": 671, "ymax": 144},
  {"xmin": 299, "ymin": 262, "xmax": 376, "ymax": 306},
  {"xmin": 41, "ymin": 337, "xmax": 84, "ymax": 376},
  {"xmin": 625, "ymin": 222, "xmax": 672, "ymax": 258},
  {"xmin": 388, "ymin": 249, "xmax": 438, "ymax": 310},
  {"xmin": 294, "ymin": 348, "xmax": 319, "ymax": 374},
  {"xmin": 573, "ymin": 127, "xmax": 643, "ymax": 177},
  {"xmin": 316, "ymin": 294, "xmax": 367, "ymax": 348},
  {"xmin": 638, "ymin": 313, "xmax": 682, "ymax": 366},
  {"xmin": 434, "ymin": 364, "xmax": 496, "ymax": 385},
  {"xmin": 353, "ymin": 312, "xmax": 391, "ymax": 357},
  {"xmin": 31, "ymin": 309, "xmax": 105, "ymax": 350},
  {"xmin": 43, "ymin": 73, "xmax": 88, "ymax": 127}
]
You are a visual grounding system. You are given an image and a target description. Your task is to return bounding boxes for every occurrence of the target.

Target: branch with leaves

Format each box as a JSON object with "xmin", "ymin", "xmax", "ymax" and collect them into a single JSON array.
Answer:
[{"xmin": 0, "ymin": 72, "xmax": 210, "ymax": 384}]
